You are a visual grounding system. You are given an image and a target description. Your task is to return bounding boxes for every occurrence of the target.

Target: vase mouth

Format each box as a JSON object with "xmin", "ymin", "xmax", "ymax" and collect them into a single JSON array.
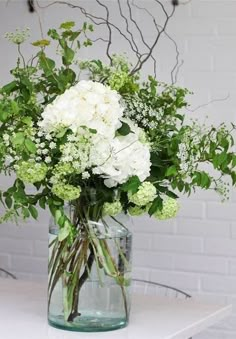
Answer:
[
  {"xmin": 49, "ymin": 214, "xmax": 132, "ymax": 239},
  {"xmin": 88, "ymin": 219, "xmax": 132, "ymax": 239}
]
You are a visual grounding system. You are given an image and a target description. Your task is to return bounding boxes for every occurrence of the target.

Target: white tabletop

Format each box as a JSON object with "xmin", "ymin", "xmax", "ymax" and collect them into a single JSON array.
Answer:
[{"xmin": 0, "ymin": 278, "xmax": 232, "ymax": 339}]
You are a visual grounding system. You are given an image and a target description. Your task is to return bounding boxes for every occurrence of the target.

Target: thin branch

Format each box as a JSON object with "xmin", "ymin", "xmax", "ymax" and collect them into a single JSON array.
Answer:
[
  {"xmin": 187, "ymin": 94, "xmax": 230, "ymax": 112},
  {"xmin": 0, "ymin": 268, "xmax": 17, "ymax": 279},
  {"xmin": 37, "ymin": 1, "xmax": 142, "ymax": 60},
  {"xmin": 131, "ymin": 0, "xmax": 181, "ymax": 82},
  {"xmin": 117, "ymin": 0, "xmax": 141, "ymax": 58},
  {"xmin": 36, "ymin": 0, "xmax": 180, "ymax": 80},
  {"xmin": 95, "ymin": 0, "xmax": 113, "ymax": 64},
  {"xmin": 27, "ymin": 0, "xmax": 35, "ymax": 12},
  {"xmin": 130, "ymin": 3, "xmax": 176, "ymax": 75}
]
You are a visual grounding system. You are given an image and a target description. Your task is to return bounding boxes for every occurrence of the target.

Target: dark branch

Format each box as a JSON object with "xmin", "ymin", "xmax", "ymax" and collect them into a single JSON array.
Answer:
[
  {"xmin": 27, "ymin": 0, "xmax": 35, "ymax": 12},
  {"xmin": 95, "ymin": 0, "xmax": 113, "ymax": 64},
  {"xmin": 130, "ymin": 2, "xmax": 176, "ymax": 75},
  {"xmin": 117, "ymin": 0, "xmax": 141, "ymax": 59}
]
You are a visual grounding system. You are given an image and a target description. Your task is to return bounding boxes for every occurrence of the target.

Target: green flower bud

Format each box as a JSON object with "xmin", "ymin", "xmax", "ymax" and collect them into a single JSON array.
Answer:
[
  {"xmin": 154, "ymin": 198, "xmax": 180, "ymax": 220},
  {"xmin": 128, "ymin": 205, "xmax": 145, "ymax": 216},
  {"xmin": 52, "ymin": 183, "xmax": 81, "ymax": 201},
  {"xmin": 16, "ymin": 161, "xmax": 47, "ymax": 184},
  {"xmin": 108, "ymin": 71, "xmax": 129, "ymax": 91},
  {"xmin": 103, "ymin": 201, "xmax": 122, "ymax": 216},
  {"xmin": 128, "ymin": 182, "xmax": 156, "ymax": 206}
]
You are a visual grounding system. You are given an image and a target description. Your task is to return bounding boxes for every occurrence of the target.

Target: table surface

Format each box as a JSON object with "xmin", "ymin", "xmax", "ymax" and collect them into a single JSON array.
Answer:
[{"xmin": 0, "ymin": 278, "xmax": 232, "ymax": 339}]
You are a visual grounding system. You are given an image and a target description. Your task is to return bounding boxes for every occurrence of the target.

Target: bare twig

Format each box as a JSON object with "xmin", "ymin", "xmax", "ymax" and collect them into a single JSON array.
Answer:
[
  {"xmin": 28, "ymin": 0, "xmax": 35, "ymax": 12},
  {"xmin": 130, "ymin": 3, "xmax": 176, "ymax": 75},
  {"xmin": 36, "ymin": 0, "xmax": 181, "ymax": 80},
  {"xmin": 95, "ymin": 0, "xmax": 113, "ymax": 64},
  {"xmin": 0, "ymin": 268, "xmax": 17, "ymax": 279},
  {"xmin": 187, "ymin": 93, "xmax": 230, "ymax": 112},
  {"xmin": 117, "ymin": 0, "xmax": 141, "ymax": 59}
]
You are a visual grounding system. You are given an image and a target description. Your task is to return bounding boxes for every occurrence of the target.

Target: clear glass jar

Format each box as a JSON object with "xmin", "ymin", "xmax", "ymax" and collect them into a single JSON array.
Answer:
[{"xmin": 48, "ymin": 212, "xmax": 132, "ymax": 332}]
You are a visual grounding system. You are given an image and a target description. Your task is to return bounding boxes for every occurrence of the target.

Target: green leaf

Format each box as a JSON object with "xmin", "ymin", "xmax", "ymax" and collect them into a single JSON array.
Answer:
[
  {"xmin": 11, "ymin": 101, "xmax": 20, "ymax": 115},
  {"xmin": 55, "ymin": 209, "xmax": 62, "ymax": 224},
  {"xmin": 48, "ymin": 29, "xmax": 60, "ymax": 40},
  {"xmin": 62, "ymin": 46, "xmax": 75, "ymax": 66},
  {"xmin": 121, "ymin": 176, "xmax": 141, "ymax": 193},
  {"xmin": 32, "ymin": 39, "xmax": 50, "ymax": 47},
  {"xmin": 22, "ymin": 116, "xmax": 32, "ymax": 125},
  {"xmin": 83, "ymin": 22, "xmax": 87, "ymax": 31},
  {"xmin": 12, "ymin": 132, "xmax": 25, "ymax": 146},
  {"xmin": 22, "ymin": 207, "xmax": 30, "ymax": 218},
  {"xmin": 69, "ymin": 31, "xmax": 81, "ymax": 41},
  {"xmin": 166, "ymin": 191, "xmax": 179, "ymax": 199},
  {"xmin": 88, "ymin": 24, "xmax": 94, "ymax": 32},
  {"xmin": 39, "ymin": 197, "xmax": 46, "ymax": 209},
  {"xmin": 29, "ymin": 205, "xmax": 38, "ymax": 220},
  {"xmin": 213, "ymin": 152, "xmax": 228, "ymax": 168},
  {"xmin": 58, "ymin": 220, "xmax": 71, "ymax": 242},
  {"xmin": 1, "ymin": 81, "xmax": 17, "ymax": 94},
  {"xmin": 200, "ymin": 172, "xmax": 211, "ymax": 188},
  {"xmin": 116, "ymin": 122, "xmax": 131, "ymax": 136},
  {"xmin": 166, "ymin": 166, "xmax": 177, "ymax": 177},
  {"xmin": 56, "ymin": 129, "xmax": 67, "ymax": 138},
  {"xmin": 39, "ymin": 53, "xmax": 56, "ymax": 76},
  {"xmin": 25, "ymin": 139, "xmax": 37, "ymax": 154},
  {"xmin": 5, "ymin": 196, "xmax": 13, "ymax": 209},
  {"xmin": 151, "ymin": 152, "xmax": 161, "ymax": 167},
  {"xmin": 177, "ymin": 180, "xmax": 184, "ymax": 192},
  {"xmin": 60, "ymin": 21, "xmax": 75, "ymax": 30},
  {"xmin": 0, "ymin": 109, "xmax": 9, "ymax": 122},
  {"xmin": 148, "ymin": 197, "xmax": 163, "ymax": 216}
]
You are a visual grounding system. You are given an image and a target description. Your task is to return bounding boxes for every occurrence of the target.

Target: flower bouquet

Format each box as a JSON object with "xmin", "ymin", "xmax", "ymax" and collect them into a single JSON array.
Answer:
[{"xmin": 0, "ymin": 21, "xmax": 235, "ymax": 332}]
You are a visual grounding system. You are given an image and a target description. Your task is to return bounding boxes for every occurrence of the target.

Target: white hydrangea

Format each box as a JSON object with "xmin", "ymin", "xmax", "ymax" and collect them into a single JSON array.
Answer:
[
  {"xmin": 39, "ymin": 80, "xmax": 123, "ymax": 139},
  {"xmin": 91, "ymin": 131, "xmax": 151, "ymax": 188}
]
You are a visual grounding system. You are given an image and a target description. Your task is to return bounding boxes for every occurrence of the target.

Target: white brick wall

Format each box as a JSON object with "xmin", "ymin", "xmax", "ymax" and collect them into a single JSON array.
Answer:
[{"xmin": 0, "ymin": 1, "xmax": 236, "ymax": 338}]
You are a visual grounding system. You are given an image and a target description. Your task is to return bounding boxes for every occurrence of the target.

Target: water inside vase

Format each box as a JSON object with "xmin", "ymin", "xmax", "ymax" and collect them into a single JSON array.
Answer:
[{"xmin": 48, "ymin": 225, "xmax": 132, "ymax": 332}]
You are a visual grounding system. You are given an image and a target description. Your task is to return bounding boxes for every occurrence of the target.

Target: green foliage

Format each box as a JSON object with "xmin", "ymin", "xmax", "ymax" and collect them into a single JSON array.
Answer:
[{"xmin": 0, "ymin": 20, "xmax": 235, "ymax": 228}]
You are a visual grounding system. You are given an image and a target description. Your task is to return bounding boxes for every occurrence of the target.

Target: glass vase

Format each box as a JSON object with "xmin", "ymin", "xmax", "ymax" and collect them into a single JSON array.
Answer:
[{"xmin": 48, "ymin": 210, "xmax": 132, "ymax": 332}]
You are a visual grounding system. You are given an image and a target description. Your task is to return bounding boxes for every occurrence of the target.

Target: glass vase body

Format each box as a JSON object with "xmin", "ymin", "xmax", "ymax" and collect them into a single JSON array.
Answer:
[{"xmin": 48, "ymin": 211, "xmax": 132, "ymax": 332}]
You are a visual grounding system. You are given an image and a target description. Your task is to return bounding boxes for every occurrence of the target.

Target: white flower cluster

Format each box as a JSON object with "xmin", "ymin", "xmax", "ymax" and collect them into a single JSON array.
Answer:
[
  {"xmin": 91, "ymin": 130, "xmax": 151, "ymax": 188},
  {"xmin": 38, "ymin": 81, "xmax": 151, "ymax": 187},
  {"xmin": 39, "ymin": 80, "xmax": 123, "ymax": 139},
  {"xmin": 123, "ymin": 95, "xmax": 162, "ymax": 130},
  {"xmin": 5, "ymin": 28, "xmax": 30, "ymax": 45},
  {"xmin": 215, "ymin": 179, "xmax": 230, "ymax": 202},
  {"xmin": 177, "ymin": 128, "xmax": 203, "ymax": 175},
  {"xmin": 60, "ymin": 132, "xmax": 92, "ymax": 173}
]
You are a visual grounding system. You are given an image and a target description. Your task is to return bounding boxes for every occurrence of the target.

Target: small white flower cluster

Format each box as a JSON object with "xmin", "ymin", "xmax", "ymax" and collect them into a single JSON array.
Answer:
[
  {"xmin": 60, "ymin": 133, "xmax": 91, "ymax": 173},
  {"xmin": 123, "ymin": 95, "xmax": 162, "ymax": 130},
  {"xmin": 34, "ymin": 132, "xmax": 53, "ymax": 164},
  {"xmin": 2, "ymin": 130, "xmax": 19, "ymax": 167},
  {"xmin": 177, "ymin": 128, "xmax": 203, "ymax": 175},
  {"xmin": 215, "ymin": 179, "xmax": 230, "ymax": 202},
  {"xmin": 5, "ymin": 28, "xmax": 30, "ymax": 45}
]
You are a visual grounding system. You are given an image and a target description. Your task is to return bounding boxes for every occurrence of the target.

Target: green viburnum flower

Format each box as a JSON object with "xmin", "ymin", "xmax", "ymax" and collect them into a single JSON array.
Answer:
[
  {"xmin": 54, "ymin": 163, "xmax": 74, "ymax": 176},
  {"xmin": 128, "ymin": 205, "xmax": 145, "ymax": 216},
  {"xmin": 108, "ymin": 71, "xmax": 129, "ymax": 91},
  {"xmin": 52, "ymin": 183, "xmax": 81, "ymax": 201},
  {"xmin": 154, "ymin": 198, "xmax": 180, "ymax": 220},
  {"xmin": 103, "ymin": 201, "xmax": 122, "ymax": 216},
  {"xmin": 128, "ymin": 182, "xmax": 156, "ymax": 206},
  {"xmin": 16, "ymin": 161, "xmax": 47, "ymax": 184}
]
